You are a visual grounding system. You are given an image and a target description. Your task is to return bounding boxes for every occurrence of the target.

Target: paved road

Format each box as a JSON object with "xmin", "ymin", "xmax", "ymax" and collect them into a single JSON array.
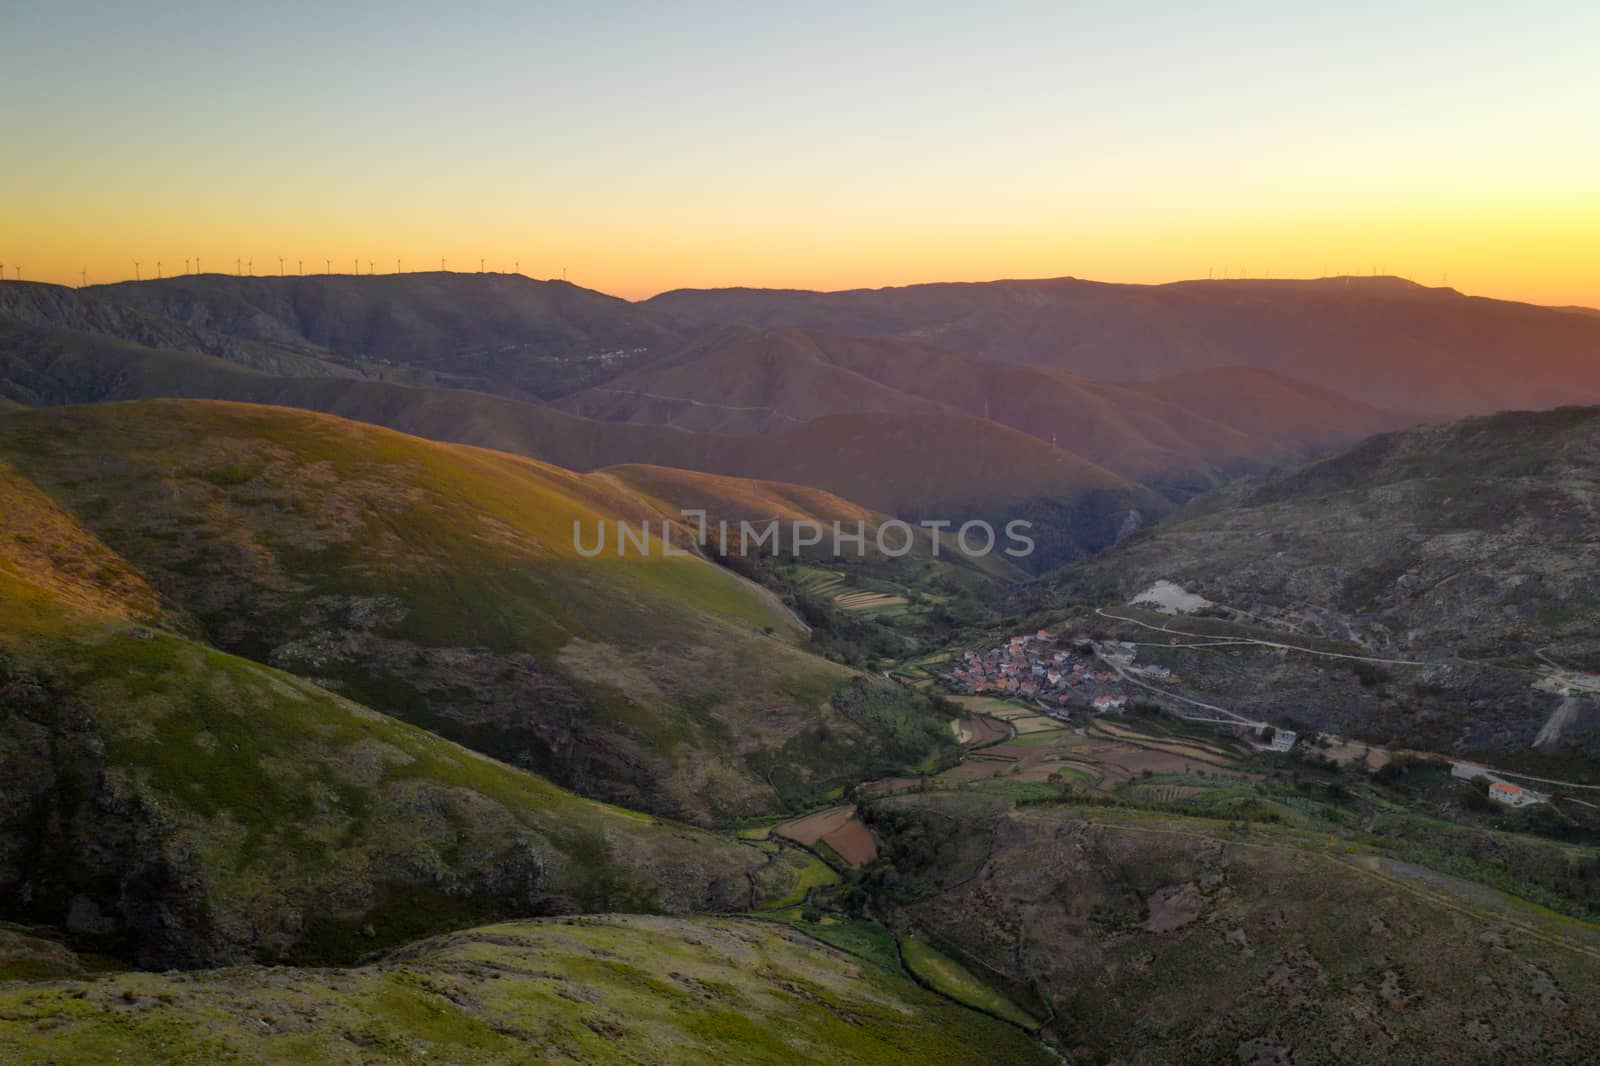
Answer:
[
  {"xmin": 1094, "ymin": 641, "xmax": 1265, "ymax": 729},
  {"xmin": 1097, "ymin": 608, "xmax": 1600, "ymax": 793},
  {"xmin": 1096, "ymin": 608, "xmax": 1423, "ymax": 666}
]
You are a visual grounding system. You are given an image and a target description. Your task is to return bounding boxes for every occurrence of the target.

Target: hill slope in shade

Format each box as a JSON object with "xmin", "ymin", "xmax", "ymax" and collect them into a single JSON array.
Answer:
[
  {"xmin": 0, "ymin": 916, "xmax": 1053, "ymax": 1064},
  {"xmin": 561, "ymin": 326, "xmax": 1413, "ymax": 482},
  {"xmin": 0, "ymin": 281, "xmax": 357, "ymax": 378},
  {"xmin": 559, "ymin": 327, "xmax": 1241, "ymax": 476},
  {"xmin": 599, "ymin": 463, "xmax": 1028, "ymax": 584},
  {"xmin": 868, "ymin": 794, "xmax": 1600, "ymax": 1066},
  {"xmin": 1042, "ymin": 406, "xmax": 1600, "ymax": 752},
  {"xmin": 85, "ymin": 272, "xmax": 683, "ymax": 400},
  {"xmin": 0, "ymin": 322, "xmax": 1158, "ymax": 563},
  {"xmin": 1060, "ymin": 406, "xmax": 1600, "ymax": 658},
  {"xmin": 1122, "ymin": 364, "xmax": 1416, "ymax": 450},
  {"xmin": 0, "ymin": 401, "xmax": 963, "ymax": 823},
  {"xmin": 644, "ymin": 276, "xmax": 1600, "ymax": 416},
  {"xmin": 558, "ymin": 325, "xmax": 954, "ymax": 433},
  {"xmin": 0, "ymin": 498, "xmax": 762, "ymax": 968}
]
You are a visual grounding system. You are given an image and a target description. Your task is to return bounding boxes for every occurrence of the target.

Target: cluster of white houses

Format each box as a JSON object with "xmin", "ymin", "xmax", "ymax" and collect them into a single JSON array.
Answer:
[{"xmin": 949, "ymin": 630, "xmax": 1129, "ymax": 712}]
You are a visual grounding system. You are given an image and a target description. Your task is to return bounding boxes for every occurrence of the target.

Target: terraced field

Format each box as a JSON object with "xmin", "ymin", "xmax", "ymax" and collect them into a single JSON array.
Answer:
[{"xmin": 834, "ymin": 590, "xmax": 910, "ymax": 612}]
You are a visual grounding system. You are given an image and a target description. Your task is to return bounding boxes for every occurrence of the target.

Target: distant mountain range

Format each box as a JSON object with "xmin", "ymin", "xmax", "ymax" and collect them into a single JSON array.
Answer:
[
  {"xmin": 646, "ymin": 276, "xmax": 1600, "ymax": 416},
  {"xmin": 556, "ymin": 325, "xmax": 1410, "ymax": 483},
  {"xmin": 4, "ymin": 271, "xmax": 1599, "ymax": 568}
]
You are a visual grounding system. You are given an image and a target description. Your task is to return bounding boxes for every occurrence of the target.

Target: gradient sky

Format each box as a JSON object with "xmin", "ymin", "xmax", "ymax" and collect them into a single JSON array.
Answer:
[{"xmin": 4, "ymin": 1, "xmax": 1598, "ymax": 305}]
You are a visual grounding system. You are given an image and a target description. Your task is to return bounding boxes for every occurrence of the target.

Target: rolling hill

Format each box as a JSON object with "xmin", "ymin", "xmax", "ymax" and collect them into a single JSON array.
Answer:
[
  {"xmin": 1122, "ymin": 364, "xmax": 1415, "ymax": 451},
  {"xmin": 85, "ymin": 272, "xmax": 682, "ymax": 400},
  {"xmin": 0, "ymin": 321, "xmax": 1159, "ymax": 565},
  {"xmin": 644, "ymin": 276, "xmax": 1600, "ymax": 416},
  {"xmin": 558, "ymin": 325, "xmax": 953, "ymax": 433},
  {"xmin": 0, "ymin": 916, "xmax": 1053, "ymax": 1064},
  {"xmin": 864, "ymin": 791, "xmax": 1600, "ymax": 1065},
  {"xmin": 559, "ymin": 326, "xmax": 1412, "ymax": 483},
  {"xmin": 0, "ymin": 465, "xmax": 767, "ymax": 967},
  {"xmin": 0, "ymin": 400, "xmax": 966, "ymax": 823},
  {"xmin": 0, "ymin": 280, "xmax": 357, "ymax": 378}
]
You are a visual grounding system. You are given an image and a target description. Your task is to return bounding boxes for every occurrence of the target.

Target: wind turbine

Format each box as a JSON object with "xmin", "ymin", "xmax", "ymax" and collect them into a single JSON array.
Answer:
[
  {"xmin": 195, "ymin": 256, "xmax": 201, "ymax": 275},
  {"xmin": 514, "ymin": 260, "xmax": 519, "ymax": 275},
  {"xmin": 184, "ymin": 258, "xmax": 191, "ymax": 275},
  {"xmin": 325, "ymin": 258, "xmax": 331, "ymax": 274},
  {"xmin": 480, "ymin": 257, "xmax": 485, "ymax": 273},
  {"xmin": 279, "ymin": 257, "xmax": 285, "ymax": 275},
  {"xmin": 236, "ymin": 258, "xmax": 242, "ymax": 276},
  {"xmin": 368, "ymin": 260, "xmax": 375, "ymax": 275},
  {"xmin": 441, "ymin": 257, "xmax": 446, "ymax": 272},
  {"xmin": 354, "ymin": 258, "xmax": 359, "ymax": 275},
  {"xmin": 156, "ymin": 261, "xmax": 162, "ymax": 279},
  {"xmin": 396, "ymin": 257, "xmax": 401, "ymax": 274},
  {"xmin": 298, "ymin": 259, "xmax": 303, "ymax": 275},
  {"xmin": 81, "ymin": 268, "xmax": 87, "ymax": 287},
  {"xmin": 133, "ymin": 260, "xmax": 141, "ymax": 281},
  {"xmin": 248, "ymin": 259, "xmax": 253, "ymax": 277}
]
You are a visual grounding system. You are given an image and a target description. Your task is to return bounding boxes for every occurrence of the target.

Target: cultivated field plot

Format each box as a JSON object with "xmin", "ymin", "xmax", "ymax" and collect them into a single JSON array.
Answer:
[
  {"xmin": 775, "ymin": 805, "xmax": 857, "ymax": 846},
  {"xmin": 952, "ymin": 695, "xmax": 1066, "ymax": 736},
  {"xmin": 952, "ymin": 715, "xmax": 1010, "ymax": 746},
  {"xmin": 1131, "ymin": 783, "xmax": 1209, "ymax": 804},
  {"xmin": 791, "ymin": 567, "xmax": 910, "ymax": 613},
  {"xmin": 1089, "ymin": 719, "xmax": 1243, "ymax": 766},
  {"xmin": 834, "ymin": 590, "xmax": 909, "ymax": 612},
  {"xmin": 823, "ymin": 818, "xmax": 878, "ymax": 865},
  {"xmin": 773, "ymin": 805, "xmax": 878, "ymax": 867},
  {"xmin": 792, "ymin": 568, "xmax": 847, "ymax": 597}
]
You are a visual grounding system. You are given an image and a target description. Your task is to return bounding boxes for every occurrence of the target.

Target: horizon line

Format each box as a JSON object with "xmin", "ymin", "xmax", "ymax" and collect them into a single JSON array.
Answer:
[{"xmin": 4, "ymin": 269, "xmax": 1594, "ymax": 314}]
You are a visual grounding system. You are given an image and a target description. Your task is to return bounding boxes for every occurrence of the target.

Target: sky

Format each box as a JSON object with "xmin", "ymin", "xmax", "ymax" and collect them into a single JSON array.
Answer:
[{"xmin": 3, "ymin": 1, "xmax": 1598, "ymax": 305}]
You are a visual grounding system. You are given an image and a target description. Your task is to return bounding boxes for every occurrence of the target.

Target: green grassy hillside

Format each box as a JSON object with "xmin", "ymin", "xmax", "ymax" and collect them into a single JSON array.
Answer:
[
  {"xmin": 0, "ymin": 401, "xmax": 954, "ymax": 823},
  {"xmin": 0, "ymin": 915, "xmax": 1053, "ymax": 1064},
  {"xmin": 0, "ymin": 510, "xmax": 768, "ymax": 967},
  {"xmin": 860, "ymin": 792, "xmax": 1600, "ymax": 1065},
  {"xmin": 0, "ymin": 321, "xmax": 1165, "ymax": 557}
]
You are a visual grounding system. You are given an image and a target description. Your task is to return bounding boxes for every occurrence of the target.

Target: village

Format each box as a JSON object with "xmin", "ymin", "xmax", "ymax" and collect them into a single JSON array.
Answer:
[
  {"xmin": 945, "ymin": 624, "xmax": 1304, "ymax": 756},
  {"xmin": 949, "ymin": 627, "xmax": 1552, "ymax": 810},
  {"xmin": 947, "ymin": 628, "xmax": 1138, "ymax": 716}
]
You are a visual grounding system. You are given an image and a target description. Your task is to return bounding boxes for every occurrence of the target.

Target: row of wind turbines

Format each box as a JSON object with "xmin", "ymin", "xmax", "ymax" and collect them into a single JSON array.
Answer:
[{"xmin": 1, "ymin": 259, "xmax": 570, "ymax": 286}]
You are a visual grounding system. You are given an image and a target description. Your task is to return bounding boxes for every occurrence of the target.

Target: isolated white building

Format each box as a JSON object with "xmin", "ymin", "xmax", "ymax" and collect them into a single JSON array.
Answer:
[
  {"xmin": 1266, "ymin": 729, "xmax": 1297, "ymax": 753},
  {"xmin": 1488, "ymin": 780, "xmax": 1547, "ymax": 808}
]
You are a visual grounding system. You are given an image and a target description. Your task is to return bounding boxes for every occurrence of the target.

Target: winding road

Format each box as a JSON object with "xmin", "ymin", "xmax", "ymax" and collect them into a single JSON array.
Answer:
[{"xmin": 1095, "ymin": 607, "xmax": 1600, "ymax": 793}]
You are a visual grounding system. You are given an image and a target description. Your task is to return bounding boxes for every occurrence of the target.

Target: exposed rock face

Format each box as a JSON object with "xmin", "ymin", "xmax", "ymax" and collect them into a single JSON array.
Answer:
[{"xmin": 0, "ymin": 659, "xmax": 203, "ymax": 968}]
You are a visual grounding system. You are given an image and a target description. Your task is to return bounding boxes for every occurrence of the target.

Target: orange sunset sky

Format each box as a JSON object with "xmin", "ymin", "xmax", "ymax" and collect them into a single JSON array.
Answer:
[{"xmin": 3, "ymin": 3, "xmax": 1597, "ymax": 306}]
